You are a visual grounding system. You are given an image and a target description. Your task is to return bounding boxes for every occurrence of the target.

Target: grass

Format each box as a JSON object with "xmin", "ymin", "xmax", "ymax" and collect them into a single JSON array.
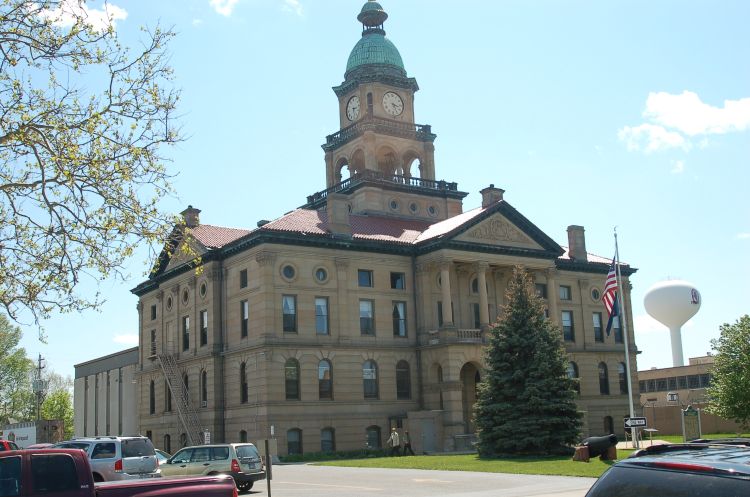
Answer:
[
  {"xmin": 315, "ymin": 450, "xmax": 635, "ymax": 478},
  {"xmin": 312, "ymin": 433, "xmax": 750, "ymax": 478}
]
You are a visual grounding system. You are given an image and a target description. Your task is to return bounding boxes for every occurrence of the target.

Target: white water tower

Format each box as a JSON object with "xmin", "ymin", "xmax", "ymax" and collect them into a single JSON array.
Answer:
[{"xmin": 643, "ymin": 280, "xmax": 701, "ymax": 367}]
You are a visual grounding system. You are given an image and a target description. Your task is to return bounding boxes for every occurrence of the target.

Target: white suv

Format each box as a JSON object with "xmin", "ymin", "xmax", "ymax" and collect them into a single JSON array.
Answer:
[{"xmin": 55, "ymin": 436, "xmax": 160, "ymax": 482}]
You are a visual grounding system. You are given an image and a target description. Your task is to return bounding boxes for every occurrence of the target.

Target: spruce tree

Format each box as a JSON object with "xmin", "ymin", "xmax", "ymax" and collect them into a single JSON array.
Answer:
[{"xmin": 474, "ymin": 265, "xmax": 581, "ymax": 456}]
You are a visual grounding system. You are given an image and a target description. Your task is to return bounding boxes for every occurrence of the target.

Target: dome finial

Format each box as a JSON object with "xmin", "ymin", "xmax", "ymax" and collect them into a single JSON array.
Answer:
[{"xmin": 357, "ymin": 1, "xmax": 388, "ymax": 31}]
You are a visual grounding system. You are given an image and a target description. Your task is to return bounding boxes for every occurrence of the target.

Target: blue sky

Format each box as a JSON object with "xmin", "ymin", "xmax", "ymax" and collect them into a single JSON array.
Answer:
[{"xmin": 17, "ymin": 0, "xmax": 749, "ymax": 379}]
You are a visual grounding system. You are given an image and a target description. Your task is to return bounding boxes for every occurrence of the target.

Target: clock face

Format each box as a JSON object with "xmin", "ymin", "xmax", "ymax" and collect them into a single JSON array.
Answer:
[
  {"xmin": 382, "ymin": 91, "xmax": 404, "ymax": 116},
  {"xmin": 346, "ymin": 95, "xmax": 360, "ymax": 121}
]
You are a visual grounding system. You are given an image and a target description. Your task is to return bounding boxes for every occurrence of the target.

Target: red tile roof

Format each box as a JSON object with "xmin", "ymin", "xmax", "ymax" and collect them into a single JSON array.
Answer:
[
  {"xmin": 191, "ymin": 224, "xmax": 252, "ymax": 249},
  {"xmin": 559, "ymin": 247, "xmax": 615, "ymax": 265}
]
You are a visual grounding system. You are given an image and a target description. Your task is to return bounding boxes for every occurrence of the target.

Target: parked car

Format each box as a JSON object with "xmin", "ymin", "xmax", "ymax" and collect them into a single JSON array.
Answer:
[
  {"xmin": 154, "ymin": 449, "xmax": 170, "ymax": 465},
  {"xmin": 54, "ymin": 436, "xmax": 160, "ymax": 481},
  {"xmin": 0, "ymin": 448, "xmax": 237, "ymax": 496},
  {"xmin": 585, "ymin": 441, "xmax": 750, "ymax": 496},
  {"xmin": 160, "ymin": 443, "xmax": 264, "ymax": 493},
  {"xmin": 0, "ymin": 440, "xmax": 20, "ymax": 451}
]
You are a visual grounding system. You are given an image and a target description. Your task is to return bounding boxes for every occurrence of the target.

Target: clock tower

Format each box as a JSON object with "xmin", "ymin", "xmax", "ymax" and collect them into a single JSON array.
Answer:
[{"xmin": 313, "ymin": 0, "xmax": 466, "ymax": 221}]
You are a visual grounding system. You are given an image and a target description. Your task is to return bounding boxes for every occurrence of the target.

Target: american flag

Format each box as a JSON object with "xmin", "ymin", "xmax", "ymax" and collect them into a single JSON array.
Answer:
[{"xmin": 602, "ymin": 256, "xmax": 619, "ymax": 336}]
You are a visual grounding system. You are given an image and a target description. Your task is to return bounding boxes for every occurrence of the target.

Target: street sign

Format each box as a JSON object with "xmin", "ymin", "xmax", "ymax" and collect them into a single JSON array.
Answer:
[{"xmin": 624, "ymin": 417, "xmax": 647, "ymax": 428}]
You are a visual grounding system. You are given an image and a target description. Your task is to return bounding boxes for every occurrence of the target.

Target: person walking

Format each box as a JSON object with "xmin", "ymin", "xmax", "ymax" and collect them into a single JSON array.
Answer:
[
  {"xmin": 387, "ymin": 427, "xmax": 401, "ymax": 456},
  {"xmin": 402, "ymin": 430, "xmax": 415, "ymax": 455}
]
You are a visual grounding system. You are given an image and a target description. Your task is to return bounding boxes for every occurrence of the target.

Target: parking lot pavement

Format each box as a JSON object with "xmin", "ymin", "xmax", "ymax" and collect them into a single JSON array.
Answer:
[{"xmin": 252, "ymin": 463, "xmax": 596, "ymax": 497}]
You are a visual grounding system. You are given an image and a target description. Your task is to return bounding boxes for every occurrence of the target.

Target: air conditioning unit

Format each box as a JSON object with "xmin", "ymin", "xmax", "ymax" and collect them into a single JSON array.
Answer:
[{"xmin": 201, "ymin": 401, "xmax": 207, "ymax": 408}]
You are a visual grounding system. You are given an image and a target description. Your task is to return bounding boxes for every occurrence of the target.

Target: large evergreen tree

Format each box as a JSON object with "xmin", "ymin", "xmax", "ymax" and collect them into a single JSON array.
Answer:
[{"xmin": 474, "ymin": 266, "xmax": 581, "ymax": 456}]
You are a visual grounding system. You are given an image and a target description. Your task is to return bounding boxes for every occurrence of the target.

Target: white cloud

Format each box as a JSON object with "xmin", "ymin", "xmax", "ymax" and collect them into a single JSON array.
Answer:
[
  {"xmin": 619, "ymin": 91, "xmax": 750, "ymax": 153},
  {"xmin": 40, "ymin": 0, "xmax": 127, "ymax": 31},
  {"xmin": 737, "ymin": 233, "xmax": 750, "ymax": 240},
  {"xmin": 670, "ymin": 159, "xmax": 685, "ymax": 174},
  {"xmin": 617, "ymin": 123, "xmax": 690, "ymax": 153},
  {"xmin": 113, "ymin": 334, "xmax": 138, "ymax": 345},
  {"xmin": 210, "ymin": 0, "xmax": 240, "ymax": 16},
  {"xmin": 192, "ymin": 18, "xmax": 204, "ymax": 27},
  {"xmin": 282, "ymin": 0, "xmax": 303, "ymax": 16},
  {"xmin": 644, "ymin": 91, "xmax": 750, "ymax": 136}
]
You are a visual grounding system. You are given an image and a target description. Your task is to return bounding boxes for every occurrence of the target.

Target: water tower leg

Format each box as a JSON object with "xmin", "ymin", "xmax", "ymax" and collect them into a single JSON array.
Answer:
[{"xmin": 669, "ymin": 326, "xmax": 684, "ymax": 367}]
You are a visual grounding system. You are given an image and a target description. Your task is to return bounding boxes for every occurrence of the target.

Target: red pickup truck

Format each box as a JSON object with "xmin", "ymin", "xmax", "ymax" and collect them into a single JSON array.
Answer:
[{"xmin": 0, "ymin": 449, "xmax": 238, "ymax": 497}]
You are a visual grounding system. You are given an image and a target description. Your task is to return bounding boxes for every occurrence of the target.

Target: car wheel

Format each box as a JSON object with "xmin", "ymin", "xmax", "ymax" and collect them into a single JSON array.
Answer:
[
  {"xmin": 93, "ymin": 473, "xmax": 104, "ymax": 482},
  {"xmin": 236, "ymin": 481, "xmax": 252, "ymax": 493}
]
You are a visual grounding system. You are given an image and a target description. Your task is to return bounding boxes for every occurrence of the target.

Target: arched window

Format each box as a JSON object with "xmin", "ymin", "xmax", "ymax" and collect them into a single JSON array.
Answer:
[
  {"xmin": 240, "ymin": 362, "xmax": 248, "ymax": 404},
  {"xmin": 396, "ymin": 360, "xmax": 411, "ymax": 400},
  {"xmin": 182, "ymin": 373, "xmax": 189, "ymax": 399},
  {"xmin": 164, "ymin": 380, "xmax": 172, "ymax": 412},
  {"xmin": 321, "ymin": 427, "xmax": 335, "ymax": 453},
  {"xmin": 437, "ymin": 365, "xmax": 443, "ymax": 383},
  {"xmin": 567, "ymin": 361, "xmax": 580, "ymax": 394},
  {"xmin": 200, "ymin": 370, "xmax": 208, "ymax": 407},
  {"xmin": 179, "ymin": 433, "xmax": 187, "ymax": 449},
  {"xmin": 287, "ymin": 428, "xmax": 302, "ymax": 455},
  {"xmin": 599, "ymin": 362, "xmax": 610, "ymax": 395},
  {"xmin": 618, "ymin": 362, "xmax": 628, "ymax": 394},
  {"xmin": 163, "ymin": 434, "xmax": 171, "ymax": 454},
  {"xmin": 318, "ymin": 360, "xmax": 333, "ymax": 400},
  {"xmin": 239, "ymin": 430, "xmax": 248, "ymax": 443},
  {"xmin": 604, "ymin": 416, "xmax": 614, "ymax": 435},
  {"xmin": 363, "ymin": 360, "xmax": 378, "ymax": 399},
  {"xmin": 365, "ymin": 425, "xmax": 381, "ymax": 449},
  {"xmin": 149, "ymin": 380, "xmax": 155, "ymax": 414},
  {"xmin": 285, "ymin": 359, "xmax": 300, "ymax": 400}
]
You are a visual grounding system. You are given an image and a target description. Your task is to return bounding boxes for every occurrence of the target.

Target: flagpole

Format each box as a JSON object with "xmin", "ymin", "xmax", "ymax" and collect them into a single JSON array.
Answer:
[{"xmin": 614, "ymin": 228, "xmax": 637, "ymax": 448}]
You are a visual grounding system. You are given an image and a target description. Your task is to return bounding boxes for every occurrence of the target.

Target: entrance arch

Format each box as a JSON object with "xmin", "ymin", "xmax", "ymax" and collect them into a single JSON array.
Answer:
[{"xmin": 460, "ymin": 362, "xmax": 481, "ymax": 433}]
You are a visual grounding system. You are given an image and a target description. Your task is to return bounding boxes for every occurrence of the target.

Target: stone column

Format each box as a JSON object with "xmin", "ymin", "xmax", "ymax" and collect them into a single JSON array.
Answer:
[
  {"xmin": 335, "ymin": 257, "xmax": 350, "ymax": 342},
  {"xmin": 475, "ymin": 262, "xmax": 490, "ymax": 330},
  {"xmin": 440, "ymin": 261, "xmax": 453, "ymax": 328},
  {"xmin": 325, "ymin": 151, "xmax": 334, "ymax": 187},
  {"xmin": 546, "ymin": 268, "xmax": 559, "ymax": 325},
  {"xmin": 255, "ymin": 251, "xmax": 277, "ymax": 339}
]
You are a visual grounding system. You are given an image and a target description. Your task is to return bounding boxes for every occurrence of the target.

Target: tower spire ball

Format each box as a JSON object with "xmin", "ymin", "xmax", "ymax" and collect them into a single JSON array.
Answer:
[{"xmin": 643, "ymin": 280, "xmax": 702, "ymax": 367}]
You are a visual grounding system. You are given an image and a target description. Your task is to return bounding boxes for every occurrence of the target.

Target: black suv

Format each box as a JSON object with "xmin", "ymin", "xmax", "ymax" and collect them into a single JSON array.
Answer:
[{"xmin": 585, "ymin": 440, "xmax": 750, "ymax": 496}]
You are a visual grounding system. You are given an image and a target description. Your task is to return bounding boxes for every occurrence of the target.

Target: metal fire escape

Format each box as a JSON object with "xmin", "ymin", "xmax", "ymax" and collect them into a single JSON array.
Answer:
[{"xmin": 158, "ymin": 354, "xmax": 204, "ymax": 445}]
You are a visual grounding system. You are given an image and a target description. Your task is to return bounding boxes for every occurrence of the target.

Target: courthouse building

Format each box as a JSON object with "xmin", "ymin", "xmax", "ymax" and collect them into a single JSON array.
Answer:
[{"xmin": 132, "ymin": 1, "xmax": 639, "ymax": 455}]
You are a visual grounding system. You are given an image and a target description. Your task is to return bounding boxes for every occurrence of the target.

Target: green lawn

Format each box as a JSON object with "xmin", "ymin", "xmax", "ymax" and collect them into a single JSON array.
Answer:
[
  {"xmin": 315, "ymin": 450, "xmax": 635, "ymax": 478},
  {"xmin": 314, "ymin": 434, "xmax": 750, "ymax": 478}
]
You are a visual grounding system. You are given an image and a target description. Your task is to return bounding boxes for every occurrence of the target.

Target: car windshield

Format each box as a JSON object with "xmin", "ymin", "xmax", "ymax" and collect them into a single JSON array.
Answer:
[
  {"xmin": 122, "ymin": 438, "xmax": 155, "ymax": 457},
  {"xmin": 236, "ymin": 445, "xmax": 259, "ymax": 460}
]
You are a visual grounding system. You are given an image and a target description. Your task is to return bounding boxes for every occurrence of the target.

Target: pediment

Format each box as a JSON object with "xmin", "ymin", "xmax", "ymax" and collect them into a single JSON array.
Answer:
[
  {"xmin": 162, "ymin": 236, "xmax": 208, "ymax": 273},
  {"xmin": 453, "ymin": 213, "xmax": 544, "ymax": 250}
]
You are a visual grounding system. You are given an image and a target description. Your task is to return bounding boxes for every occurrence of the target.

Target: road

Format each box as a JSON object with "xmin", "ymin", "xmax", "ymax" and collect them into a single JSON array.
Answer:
[{"xmin": 251, "ymin": 464, "xmax": 596, "ymax": 497}]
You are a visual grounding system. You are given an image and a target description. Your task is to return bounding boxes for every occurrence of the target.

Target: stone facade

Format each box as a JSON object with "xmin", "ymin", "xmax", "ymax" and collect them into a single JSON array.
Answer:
[{"xmin": 131, "ymin": 1, "xmax": 640, "ymax": 455}]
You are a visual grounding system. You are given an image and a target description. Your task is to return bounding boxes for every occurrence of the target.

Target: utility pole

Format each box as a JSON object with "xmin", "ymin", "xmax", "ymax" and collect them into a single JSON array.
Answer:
[{"xmin": 33, "ymin": 354, "xmax": 46, "ymax": 421}]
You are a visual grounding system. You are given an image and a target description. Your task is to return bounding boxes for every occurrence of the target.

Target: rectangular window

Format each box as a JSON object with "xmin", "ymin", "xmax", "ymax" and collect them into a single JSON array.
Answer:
[
  {"xmin": 593, "ymin": 312, "xmax": 603, "ymax": 342},
  {"xmin": 613, "ymin": 316, "xmax": 623, "ymax": 343},
  {"xmin": 559, "ymin": 285, "xmax": 572, "ymax": 301},
  {"xmin": 240, "ymin": 300, "xmax": 249, "ymax": 338},
  {"xmin": 656, "ymin": 379, "xmax": 668, "ymax": 391},
  {"xmin": 150, "ymin": 304, "xmax": 157, "ymax": 320},
  {"xmin": 150, "ymin": 330, "xmax": 156, "ymax": 356},
  {"xmin": 392, "ymin": 301, "xmax": 406, "ymax": 337},
  {"xmin": 437, "ymin": 301, "xmax": 443, "ymax": 327},
  {"xmin": 315, "ymin": 297, "xmax": 329, "ymax": 335},
  {"xmin": 358, "ymin": 269, "xmax": 373, "ymax": 287},
  {"xmin": 390, "ymin": 272, "xmax": 405, "ymax": 289},
  {"xmin": 471, "ymin": 303, "xmax": 481, "ymax": 328},
  {"xmin": 200, "ymin": 310, "xmax": 208, "ymax": 346},
  {"xmin": 182, "ymin": 316, "xmax": 190, "ymax": 351},
  {"xmin": 240, "ymin": 269, "xmax": 248, "ymax": 289},
  {"xmin": 678, "ymin": 376, "xmax": 687, "ymax": 389},
  {"xmin": 561, "ymin": 311, "xmax": 574, "ymax": 342},
  {"xmin": 668, "ymin": 377, "xmax": 678, "ymax": 390},
  {"xmin": 360, "ymin": 299, "xmax": 375, "ymax": 335},
  {"xmin": 688, "ymin": 375, "xmax": 700, "ymax": 389},
  {"xmin": 535, "ymin": 283, "xmax": 548, "ymax": 299},
  {"xmin": 282, "ymin": 295, "xmax": 297, "ymax": 332}
]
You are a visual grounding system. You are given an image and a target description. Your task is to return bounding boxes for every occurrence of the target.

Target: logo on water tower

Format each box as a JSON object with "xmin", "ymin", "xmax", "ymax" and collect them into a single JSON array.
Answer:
[{"xmin": 690, "ymin": 289, "xmax": 700, "ymax": 305}]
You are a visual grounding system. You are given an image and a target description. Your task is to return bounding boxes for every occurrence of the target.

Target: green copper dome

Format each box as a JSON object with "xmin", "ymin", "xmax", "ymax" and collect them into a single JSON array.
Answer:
[
  {"xmin": 346, "ymin": 33, "xmax": 404, "ymax": 74},
  {"xmin": 346, "ymin": 1, "xmax": 405, "ymax": 77}
]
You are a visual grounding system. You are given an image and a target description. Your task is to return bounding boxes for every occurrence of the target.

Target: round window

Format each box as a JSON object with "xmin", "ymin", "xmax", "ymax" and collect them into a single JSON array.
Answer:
[
  {"xmin": 315, "ymin": 267, "xmax": 328, "ymax": 283},
  {"xmin": 389, "ymin": 199, "xmax": 399, "ymax": 211},
  {"xmin": 182, "ymin": 289, "xmax": 189, "ymax": 305},
  {"xmin": 199, "ymin": 282, "xmax": 207, "ymax": 298},
  {"xmin": 591, "ymin": 288, "xmax": 601, "ymax": 301},
  {"xmin": 409, "ymin": 202, "xmax": 418, "ymax": 213},
  {"xmin": 166, "ymin": 295, "xmax": 173, "ymax": 311},
  {"xmin": 282, "ymin": 264, "xmax": 296, "ymax": 280},
  {"xmin": 428, "ymin": 205, "xmax": 437, "ymax": 217}
]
